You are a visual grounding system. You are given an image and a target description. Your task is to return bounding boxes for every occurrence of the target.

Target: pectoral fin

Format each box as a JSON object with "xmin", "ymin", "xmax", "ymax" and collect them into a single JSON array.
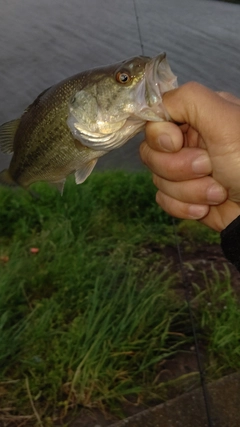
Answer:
[
  {"xmin": 0, "ymin": 119, "xmax": 20, "ymax": 154},
  {"xmin": 75, "ymin": 159, "xmax": 97, "ymax": 184},
  {"xmin": 0, "ymin": 169, "xmax": 17, "ymax": 186},
  {"xmin": 50, "ymin": 179, "xmax": 66, "ymax": 195}
]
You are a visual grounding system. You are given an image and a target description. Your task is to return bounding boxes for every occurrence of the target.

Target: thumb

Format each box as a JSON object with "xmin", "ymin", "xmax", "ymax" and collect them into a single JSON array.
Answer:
[{"xmin": 162, "ymin": 82, "xmax": 240, "ymax": 148}]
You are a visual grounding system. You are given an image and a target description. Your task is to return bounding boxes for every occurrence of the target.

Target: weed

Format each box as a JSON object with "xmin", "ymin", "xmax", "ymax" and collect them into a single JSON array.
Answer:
[{"xmin": 0, "ymin": 171, "xmax": 238, "ymax": 425}]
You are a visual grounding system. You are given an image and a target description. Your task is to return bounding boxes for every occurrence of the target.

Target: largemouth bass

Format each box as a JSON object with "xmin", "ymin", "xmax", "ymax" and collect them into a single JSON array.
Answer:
[{"xmin": 0, "ymin": 53, "xmax": 177, "ymax": 194}]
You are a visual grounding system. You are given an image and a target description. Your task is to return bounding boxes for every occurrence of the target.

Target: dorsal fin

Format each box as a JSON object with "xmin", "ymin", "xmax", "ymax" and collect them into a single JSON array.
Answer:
[
  {"xmin": 0, "ymin": 119, "xmax": 20, "ymax": 154},
  {"xmin": 24, "ymin": 85, "xmax": 53, "ymax": 114}
]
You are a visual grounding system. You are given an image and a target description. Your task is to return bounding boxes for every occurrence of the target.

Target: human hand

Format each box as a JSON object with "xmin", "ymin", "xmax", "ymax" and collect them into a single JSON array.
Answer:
[{"xmin": 140, "ymin": 83, "xmax": 240, "ymax": 231}]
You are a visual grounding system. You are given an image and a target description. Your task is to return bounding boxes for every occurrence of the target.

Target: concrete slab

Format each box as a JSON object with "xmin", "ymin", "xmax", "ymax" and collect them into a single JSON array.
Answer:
[{"xmin": 109, "ymin": 373, "xmax": 240, "ymax": 427}]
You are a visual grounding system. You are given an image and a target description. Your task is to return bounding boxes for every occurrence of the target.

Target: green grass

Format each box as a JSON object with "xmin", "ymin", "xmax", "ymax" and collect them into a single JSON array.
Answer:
[
  {"xmin": 0, "ymin": 171, "xmax": 239, "ymax": 426},
  {"xmin": 194, "ymin": 267, "xmax": 240, "ymax": 376}
]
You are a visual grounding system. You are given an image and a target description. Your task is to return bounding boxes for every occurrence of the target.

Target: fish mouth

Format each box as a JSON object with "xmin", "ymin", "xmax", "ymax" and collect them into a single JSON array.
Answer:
[{"xmin": 134, "ymin": 52, "xmax": 178, "ymax": 121}]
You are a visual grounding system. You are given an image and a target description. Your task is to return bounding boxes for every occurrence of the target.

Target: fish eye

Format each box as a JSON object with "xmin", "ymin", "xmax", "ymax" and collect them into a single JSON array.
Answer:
[{"xmin": 116, "ymin": 71, "xmax": 131, "ymax": 84}]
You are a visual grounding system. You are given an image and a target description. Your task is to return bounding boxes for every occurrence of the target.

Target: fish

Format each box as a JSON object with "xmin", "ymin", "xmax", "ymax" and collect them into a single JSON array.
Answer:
[{"xmin": 0, "ymin": 53, "xmax": 177, "ymax": 194}]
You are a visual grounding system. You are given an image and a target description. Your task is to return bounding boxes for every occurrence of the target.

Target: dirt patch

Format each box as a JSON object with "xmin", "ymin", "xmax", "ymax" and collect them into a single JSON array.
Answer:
[{"xmin": 160, "ymin": 242, "xmax": 240, "ymax": 297}]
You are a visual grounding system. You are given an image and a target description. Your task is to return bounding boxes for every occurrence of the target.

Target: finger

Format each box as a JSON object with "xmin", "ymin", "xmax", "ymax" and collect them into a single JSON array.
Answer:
[
  {"xmin": 155, "ymin": 190, "xmax": 210, "ymax": 220},
  {"xmin": 145, "ymin": 121, "xmax": 184, "ymax": 152},
  {"xmin": 139, "ymin": 144, "xmax": 212, "ymax": 181},
  {"xmin": 153, "ymin": 175, "xmax": 227, "ymax": 205}
]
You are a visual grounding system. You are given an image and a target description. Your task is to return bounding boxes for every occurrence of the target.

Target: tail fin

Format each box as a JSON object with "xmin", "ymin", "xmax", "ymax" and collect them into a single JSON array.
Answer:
[{"xmin": 0, "ymin": 169, "xmax": 18, "ymax": 187}]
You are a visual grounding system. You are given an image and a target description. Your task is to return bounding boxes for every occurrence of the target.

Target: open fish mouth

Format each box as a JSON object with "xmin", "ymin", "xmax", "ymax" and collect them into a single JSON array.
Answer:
[{"xmin": 133, "ymin": 52, "xmax": 178, "ymax": 122}]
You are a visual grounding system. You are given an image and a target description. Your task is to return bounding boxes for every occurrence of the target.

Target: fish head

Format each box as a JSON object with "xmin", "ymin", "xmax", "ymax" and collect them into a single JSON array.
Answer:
[{"xmin": 67, "ymin": 53, "xmax": 177, "ymax": 151}]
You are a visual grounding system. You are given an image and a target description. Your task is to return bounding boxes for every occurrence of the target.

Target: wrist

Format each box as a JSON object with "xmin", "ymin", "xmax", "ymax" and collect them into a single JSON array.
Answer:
[
  {"xmin": 200, "ymin": 201, "xmax": 240, "ymax": 232},
  {"xmin": 220, "ymin": 204, "xmax": 240, "ymax": 231},
  {"xmin": 214, "ymin": 202, "xmax": 240, "ymax": 232}
]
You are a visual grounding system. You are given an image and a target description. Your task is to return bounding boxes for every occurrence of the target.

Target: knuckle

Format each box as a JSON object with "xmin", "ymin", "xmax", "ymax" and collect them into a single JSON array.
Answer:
[
  {"xmin": 217, "ymin": 91, "xmax": 229, "ymax": 98},
  {"xmin": 140, "ymin": 143, "xmax": 154, "ymax": 167},
  {"xmin": 152, "ymin": 174, "xmax": 159, "ymax": 188},
  {"xmin": 139, "ymin": 142, "xmax": 148, "ymax": 163},
  {"xmin": 181, "ymin": 81, "xmax": 203, "ymax": 93},
  {"xmin": 217, "ymin": 91, "xmax": 240, "ymax": 106},
  {"xmin": 155, "ymin": 190, "xmax": 164, "ymax": 208}
]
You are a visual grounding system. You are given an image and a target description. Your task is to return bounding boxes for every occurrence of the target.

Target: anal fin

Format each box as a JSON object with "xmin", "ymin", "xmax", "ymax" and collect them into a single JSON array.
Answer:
[{"xmin": 75, "ymin": 159, "xmax": 97, "ymax": 184}]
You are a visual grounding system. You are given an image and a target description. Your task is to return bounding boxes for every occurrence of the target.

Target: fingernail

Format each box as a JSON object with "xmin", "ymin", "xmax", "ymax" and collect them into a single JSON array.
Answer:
[
  {"xmin": 188, "ymin": 205, "xmax": 209, "ymax": 219},
  {"xmin": 207, "ymin": 183, "xmax": 226, "ymax": 203},
  {"xmin": 192, "ymin": 154, "xmax": 211, "ymax": 174},
  {"xmin": 158, "ymin": 134, "xmax": 174, "ymax": 152}
]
